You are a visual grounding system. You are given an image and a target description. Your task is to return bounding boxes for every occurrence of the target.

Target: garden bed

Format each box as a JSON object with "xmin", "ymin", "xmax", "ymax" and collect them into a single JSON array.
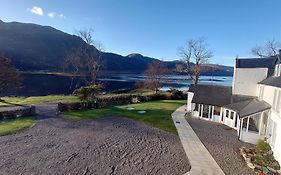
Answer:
[{"xmin": 240, "ymin": 140, "xmax": 281, "ymax": 175}]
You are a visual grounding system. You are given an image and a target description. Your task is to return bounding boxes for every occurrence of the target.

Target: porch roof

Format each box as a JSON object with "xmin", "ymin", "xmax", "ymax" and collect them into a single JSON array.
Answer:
[
  {"xmin": 190, "ymin": 84, "xmax": 232, "ymax": 106},
  {"xmin": 223, "ymin": 98, "xmax": 271, "ymax": 118},
  {"xmin": 259, "ymin": 76, "xmax": 281, "ymax": 88}
]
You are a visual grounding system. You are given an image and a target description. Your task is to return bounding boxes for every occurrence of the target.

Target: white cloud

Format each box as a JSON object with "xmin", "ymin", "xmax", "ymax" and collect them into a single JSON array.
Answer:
[
  {"xmin": 48, "ymin": 12, "xmax": 56, "ymax": 18},
  {"xmin": 59, "ymin": 13, "xmax": 66, "ymax": 19},
  {"xmin": 47, "ymin": 12, "xmax": 66, "ymax": 19},
  {"xmin": 28, "ymin": 6, "xmax": 44, "ymax": 16}
]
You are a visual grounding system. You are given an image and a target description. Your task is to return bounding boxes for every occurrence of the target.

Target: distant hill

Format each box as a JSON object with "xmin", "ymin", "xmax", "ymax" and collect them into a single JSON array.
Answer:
[{"xmin": 0, "ymin": 20, "xmax": 233, "ymax": 75}]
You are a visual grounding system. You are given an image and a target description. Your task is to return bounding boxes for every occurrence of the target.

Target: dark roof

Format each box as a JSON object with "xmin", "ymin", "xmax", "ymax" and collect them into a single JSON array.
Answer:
[
  {"xmin": 259, "ymin": 76, "xmax": 281, "ymax": 88},
  {"xmin": 188, "ymin": 84, "xmax": 196, "ymax": 92},
  {"xmin": 190, "ymin": 84, "xmax": 232, "ymax": 106},
  {"xmin": 189, "ymin": 84, "xmax": 271, "ymax": 117},
  {"xmin": 224, "ymin": 99, "xmax": 271, "ymax": 118},
  {"xmin": 230, "ymin": 95, "xmax": 254, "ymax": 103},
  {"xmin": 236, "ymin": 57, "xmax": 277, "ymax": 69},
  {"xmin": 236, "ymin": 57, "xmax": 277, "ymax": 77}
]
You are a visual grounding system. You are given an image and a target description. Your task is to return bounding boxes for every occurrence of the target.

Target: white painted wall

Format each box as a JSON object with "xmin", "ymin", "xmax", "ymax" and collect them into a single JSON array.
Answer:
[
  {"xmin": 233, "ymin": 68, "xmax": 268, "ymax": 96},
  {"xmin": 275, "ymin": 64, "xmax": 281, "ymax": 76},
  {"xmin": 259, "ymin": 84, "xmax": 281, "ymax": 163},
  {"xmin": 187, "ymin": 92, "xmax": 194, "ymax": 112},
  {"xmin": 267, "ymin": 111, "xmax": 281, "ymax": 163},
  {"xmin": 222, "ymin": 108, "xmax": 238, "ymax": 129},
  {"xmin": 240, "ymin": 130, "xmax": 264, "ymax": 144},
  {"xmin": 212, "ymin": 115, "xmax": 221, "ymax": 123}
]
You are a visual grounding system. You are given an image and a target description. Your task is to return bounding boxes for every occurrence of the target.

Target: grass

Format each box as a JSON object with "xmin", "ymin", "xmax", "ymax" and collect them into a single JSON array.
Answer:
[
  {"xmin": 65, "ymin": 100, "xmax": 185, "ymax": 133},
  {"xmin": 0, "ymin": 95, "xmax": 81, "ymax": 107},
  {"xmin": 0, "ymin": 89, "xmax": 156, "ymax": 107},
  {"xmin": 0, "ymin": 117, "xmax": 36, "ymax": 136}
]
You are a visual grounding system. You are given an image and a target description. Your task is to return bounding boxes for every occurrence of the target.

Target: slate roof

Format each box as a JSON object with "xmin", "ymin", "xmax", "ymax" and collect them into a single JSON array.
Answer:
[
  {"xmin": 236, "ymin": 57, "xmax": 277, "ymax": 69},
  {"xmin": 223, "ymin": 98, "xmax": 271, "ymax": 118},
  {"xmin": 259, "ymin": 76, "xmax": 281, "ymax": 88},
  {"xmin": 189, "ymin": 84, "xmax": 271, "ymax": 118},
  {"xmin": 189, "ymin": 84, "xmax": 232, "ymax": 106},
  {"xmin": 236, "ymin": 57, "xmax": 278, "ymax": 76}
]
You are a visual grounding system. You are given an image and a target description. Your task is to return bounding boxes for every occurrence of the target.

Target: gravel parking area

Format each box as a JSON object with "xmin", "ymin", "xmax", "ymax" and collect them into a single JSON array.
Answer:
[
  {"xmin": 186, "ymin": 117, "xmax": 255, "ymax": 175},
  {"xmin": 0, "ymin": 104, "xmax": 190, "ymax": 175}
]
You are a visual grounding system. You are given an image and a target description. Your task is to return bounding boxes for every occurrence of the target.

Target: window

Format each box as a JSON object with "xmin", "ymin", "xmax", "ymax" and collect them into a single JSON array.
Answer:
[
  {"xmin": 226, "ymin": 110, "xmax": 229, "ymax": 118},
  {"xmin": 230, "ymin": 111, "xmax": 234, "ymax": 120},
  {"xmin": 195, "ymin": 104, "xmax": 199, "ymax": 111},
  {"xmin": 248, "ymin": 115, "xmax": 260, "ymax": 133},
  {"xmin": 221, "ymin": 110, "xmax": 224, "ymax": 121},
  {"xmin": 235, "ymin": 114, "xmax": 238, "ymax": 127},
  {"xmin": 213, "ymin": 106, "xmax": 221, "ymax": 115}
]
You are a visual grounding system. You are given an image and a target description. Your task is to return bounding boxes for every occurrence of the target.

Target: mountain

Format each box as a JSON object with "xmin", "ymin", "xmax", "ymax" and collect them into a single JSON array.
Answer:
[
  {"xmin": 0, "ymin": 20, "xmax": 85, "ymax": 71},
  {"xmin": 0, "ymin": 20, "xmax": 233, "ymax": 75}
]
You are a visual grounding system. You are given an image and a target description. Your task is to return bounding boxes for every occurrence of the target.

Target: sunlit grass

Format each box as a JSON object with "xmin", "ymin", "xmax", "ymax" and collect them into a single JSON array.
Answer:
[
  {"xmin": 0, "ymin": 117, "xmax": 36, "ymax": 136},
  {"xmin": 65, "ymin": 100, "xmax": 185, "ymax": 133},
  {"xmin": 0, "ymin": 89, "xmax": 156, "ymax": 107},
  {"xmin": 0, "ymin": 95, "xmax": 80, "ymax": 107}
]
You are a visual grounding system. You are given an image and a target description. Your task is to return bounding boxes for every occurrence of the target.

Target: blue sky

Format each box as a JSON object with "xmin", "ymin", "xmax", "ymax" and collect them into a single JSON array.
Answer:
[{"xmin": 0, "ymin": 0, "xmax": 281, "ymax": 66}]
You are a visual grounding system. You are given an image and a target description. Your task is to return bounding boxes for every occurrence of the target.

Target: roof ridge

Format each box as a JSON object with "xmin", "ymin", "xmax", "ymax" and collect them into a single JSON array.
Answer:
[{"xmin": 240, "ymin": 99, "xmax": 257, "ymax": 112}]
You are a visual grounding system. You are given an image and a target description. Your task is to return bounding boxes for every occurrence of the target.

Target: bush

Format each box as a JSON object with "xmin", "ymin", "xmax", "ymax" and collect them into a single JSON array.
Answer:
[
  {"xmin": 256, "ymin": 139, "xmax": 271, "ymax": 153},
  {"xmin": 73, "ymin": 84, "xmax": 102, "ymax": 101},
  {"xmin": 58, "ymin": 102, "xmax": 92, "ymax": 112},
  {"xmin": 167, "ymin": 88, "xmax": 186, "ymax": 100}
]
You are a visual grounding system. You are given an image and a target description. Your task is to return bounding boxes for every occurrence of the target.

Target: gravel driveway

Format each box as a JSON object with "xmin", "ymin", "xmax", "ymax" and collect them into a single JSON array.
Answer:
[
  {"xmin": 0, "ymin": 104, "xmax": 190, "ymax": 175},
  {"xmin": 186, "ymin": 117, "xmax": 255, "ymax": 175}
]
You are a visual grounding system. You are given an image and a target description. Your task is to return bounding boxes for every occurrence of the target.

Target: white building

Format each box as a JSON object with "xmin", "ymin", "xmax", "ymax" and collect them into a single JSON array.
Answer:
[{"xmin": 187, "ymin": 54, "xmax": 281, "ymax": 163}]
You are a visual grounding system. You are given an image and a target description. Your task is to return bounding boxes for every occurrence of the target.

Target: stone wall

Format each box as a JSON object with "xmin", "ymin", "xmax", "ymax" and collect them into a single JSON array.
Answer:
[
  {"xmin": 58, "ymin": 93, "xmax": 187, "ymax": 112},
  {"xmin": 0, "ymin": 106, "xmax": 36, "ymax": 120}
]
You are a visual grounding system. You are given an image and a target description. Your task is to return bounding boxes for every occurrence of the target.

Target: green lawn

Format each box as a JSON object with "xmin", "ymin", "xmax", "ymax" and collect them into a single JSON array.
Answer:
[
  {"xmin": 0, "ymin": 117, "xmax": 36, "ymax": 136},
  {"xmin": 65, "ymin": 100, "xmax": 185, "ymax": 133},
  {"xmin": 0, "ymin": 89, "xmax": 156, "ymax": 107},
  {"xmin": 0, "ymin": 95, "xmax": 81, "ymax": 107}
]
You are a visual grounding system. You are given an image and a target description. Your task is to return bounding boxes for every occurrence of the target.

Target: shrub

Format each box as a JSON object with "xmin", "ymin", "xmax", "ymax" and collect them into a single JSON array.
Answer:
[
  {"xmin": 256, "ymin": 139, "xmax": 271, "ymax": 153},
  {"xmin": 167, "ymin": 88, "xmax": 185, "ymax": 100},
  {"xmin": 73, "ymin": 84, "xmax": 102, "ymax": 101}
]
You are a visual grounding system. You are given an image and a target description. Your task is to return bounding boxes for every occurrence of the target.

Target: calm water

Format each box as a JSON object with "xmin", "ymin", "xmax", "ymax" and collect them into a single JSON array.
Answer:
[{"xmin": 3, "ymin": 73, "xmax": 233, "ymax": 96}]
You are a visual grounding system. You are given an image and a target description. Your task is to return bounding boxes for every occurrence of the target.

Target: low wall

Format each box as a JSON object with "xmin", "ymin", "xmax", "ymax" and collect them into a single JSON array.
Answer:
[
  {"xmin": 0, "ymin": 106, "xmax": 36, "ymax": 120},
  {"xmin": 58, "ymin": 93, "xmax": 186, "ymax": 112}
]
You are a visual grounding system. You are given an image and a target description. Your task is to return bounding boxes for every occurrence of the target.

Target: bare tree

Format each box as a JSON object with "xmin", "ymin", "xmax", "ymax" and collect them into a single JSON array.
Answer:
[
  {"xmin": 64, "ymin": 28, "xmax": 104, "ymax": 89},
  {"xmin": 76, "ymin": 28, "xmax": 104, "ymax": 85},
  {"xmin": 0, "ymin": 56, "xmax": 22, "ymax": 96},
  {"xmin": 251, "ymin": 39, "xmax": 281, "ymax": 57},
  {"xmin": 143, "ymin": 61, "xmax": 169, "ymax": 94},
  {"xmin": 178, "ymin": 38, "xmax": 213, "ymax": 85}
]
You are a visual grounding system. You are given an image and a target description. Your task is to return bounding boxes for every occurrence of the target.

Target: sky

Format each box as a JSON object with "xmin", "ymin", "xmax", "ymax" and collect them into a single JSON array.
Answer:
[{"xmin": 0, "ymin": 0, "xmax": 281, "ymax": 66}]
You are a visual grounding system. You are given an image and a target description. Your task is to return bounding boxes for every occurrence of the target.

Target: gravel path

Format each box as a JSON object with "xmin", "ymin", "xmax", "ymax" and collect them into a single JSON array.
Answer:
[
  {"xmin": 0, "ymin": 104, "xmax": 190, "ymax": 175},
  {"xmin": 186, "ymin": 117, "xmax": 255, "ymax": 175}
]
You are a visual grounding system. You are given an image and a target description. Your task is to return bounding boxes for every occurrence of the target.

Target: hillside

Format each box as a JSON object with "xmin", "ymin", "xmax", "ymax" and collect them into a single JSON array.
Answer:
[{"xmin": 0, "ymin": 20, "xmax": 233, "ymax": 75}]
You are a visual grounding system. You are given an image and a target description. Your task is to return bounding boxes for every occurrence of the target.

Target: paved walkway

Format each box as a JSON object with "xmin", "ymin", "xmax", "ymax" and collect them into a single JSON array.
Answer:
[{"xmin": 172, "ymin": 105, "xmax": 225, "ymax": 175}]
